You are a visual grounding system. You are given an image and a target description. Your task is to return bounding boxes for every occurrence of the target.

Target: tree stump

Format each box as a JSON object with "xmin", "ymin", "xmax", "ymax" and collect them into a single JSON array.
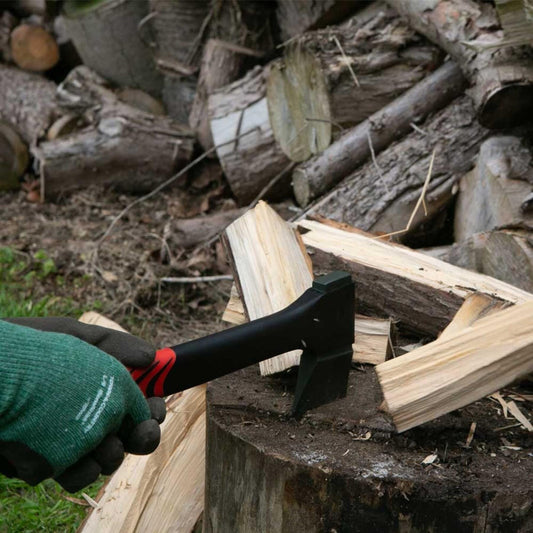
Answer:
[{"xmin": 205, "ymin": 365, "xmax": 533, "ymax": 533}]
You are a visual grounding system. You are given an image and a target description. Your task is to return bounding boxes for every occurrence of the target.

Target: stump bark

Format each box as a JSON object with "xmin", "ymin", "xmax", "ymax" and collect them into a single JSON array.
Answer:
[
  {"xmin": 205, "ymin": 365, "xmax": 533, "ymax": 532},
  {"xmin": 267, "ymin": 2, "xmax": 443, "ymax": 162},
  {"xmin": 33, "ymin": 66, "xmax": 194, "ymax": 198},
  {"xmin": 62, "ymin": 0, "xmax": 162, "ymax": 97},
  {"xmin": 304, "ymin": 96, "xmax": 488, "ymax": 240},
  {"xmin": 385, "ymin": 0, "xmax": 533, "ymax": 129},
  {"xmin": 208, "ymin": 66, "xmax": 292, "ymax": 205}
]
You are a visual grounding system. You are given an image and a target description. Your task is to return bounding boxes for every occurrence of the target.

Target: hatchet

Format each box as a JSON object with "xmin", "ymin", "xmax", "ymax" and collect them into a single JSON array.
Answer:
[{"xmin": 131, "ymin": 271, "xmax": 355, "ymax": 416}]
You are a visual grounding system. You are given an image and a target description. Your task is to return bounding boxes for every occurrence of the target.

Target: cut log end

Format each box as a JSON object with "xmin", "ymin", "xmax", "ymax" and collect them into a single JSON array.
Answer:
[
  {"xmin": 267, "ymin": 48, "xmax": 331, "ymax": 162},
  {"xmin": 10, "ymin": 24, "xmax": 59, "ymax": 72},
  {"xmin": 478, "ymin": 83, "xmax": 533, "ymax": 129},
  {"xmin": 0, "ymin": 121, "xmax": 29, "ymax": 190}
]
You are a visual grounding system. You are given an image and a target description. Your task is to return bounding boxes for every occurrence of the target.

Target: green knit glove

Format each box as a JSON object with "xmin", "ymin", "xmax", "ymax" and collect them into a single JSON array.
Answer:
[{"xmin": 0, "ymin": 319, "xmax": 164, "ymax": 492}]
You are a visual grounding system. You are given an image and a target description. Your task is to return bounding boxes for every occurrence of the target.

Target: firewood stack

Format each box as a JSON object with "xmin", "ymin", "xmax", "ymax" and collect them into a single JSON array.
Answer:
[{"xmin": 1, "ymin": 0, "xmax": 533, "ymax": 531}]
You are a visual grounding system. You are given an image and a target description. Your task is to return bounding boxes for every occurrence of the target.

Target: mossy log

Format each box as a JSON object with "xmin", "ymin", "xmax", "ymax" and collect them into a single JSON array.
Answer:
[{"xmin": 267, "ymin": 2, "xmax": 443, "ymax": 162}]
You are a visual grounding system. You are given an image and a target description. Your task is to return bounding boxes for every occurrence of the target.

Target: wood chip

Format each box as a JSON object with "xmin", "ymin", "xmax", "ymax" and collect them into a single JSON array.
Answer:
[
  {"xmin": 81, "ymin": 493, "xmax": 101, "ymax": 510},
  {"xmin": 507, "ymin": 400, "xmax": 533, "ymax": 432},
  {"xmin": 465, "ymin": 422, "xmax": 477, "ymax": 447},
  {"xmin": 422, "ymin": 453, "xmax": 438, "ymax": 465},
  {"xmin": 490, "ymin": 392, "xmax": 509, "ymax": 418}
]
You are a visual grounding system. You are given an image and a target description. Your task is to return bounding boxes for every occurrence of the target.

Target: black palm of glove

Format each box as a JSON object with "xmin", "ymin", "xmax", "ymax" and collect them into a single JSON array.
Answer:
[{"xmin": 2, "ymin": 317, "xmax": 166, "ymax": 493}]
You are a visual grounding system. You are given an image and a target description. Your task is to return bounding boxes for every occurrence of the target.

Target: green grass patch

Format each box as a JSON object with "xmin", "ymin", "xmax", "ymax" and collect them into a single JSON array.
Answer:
[{"xmin": 0, "ymin": 246, "xmax": 103, "ymax": 531}]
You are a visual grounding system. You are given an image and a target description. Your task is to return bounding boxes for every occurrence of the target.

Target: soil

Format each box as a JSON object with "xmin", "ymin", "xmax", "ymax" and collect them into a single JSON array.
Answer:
[{"xmin": 0, "ymin": 184, "xmax": 232, "ymax": 346}]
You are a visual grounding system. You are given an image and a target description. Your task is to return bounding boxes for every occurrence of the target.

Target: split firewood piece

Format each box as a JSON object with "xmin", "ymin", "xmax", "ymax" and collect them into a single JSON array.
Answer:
[
  {"xmin": 298, "ymin": 218, "xmax": 532, "ymax": 336},
  {"xmin": 292, "ymin": 61, "xmax": 466, "ymax": 207},
  {"xmin": 0, "ymin": 64, "xmax": 59, "ymax": 144},
  {"xmin": 78, "ymin": 311, "xmax": 205, "ymax": 533},
  {"xmin": 62, "ymin": 0, "xmax": 162, "ymax": 97},
  {"xmin": 276, "ymin": 0, "xmax": 362, "ymax": 41},
  {"xmin": 190, "ymin": 39, "xmax": 263, "ymax": 152},
  {"xmin": 10, "ymin": 24, "xmax": 59, "ymax": 72},
  {"xmin": 222, "ymin": 287, "xmax": 393, "ymax": 365},
  {"xmin": 353, "ymin": 315, "xmax": 394, "ymax": 365},
  {"xmin": 376, "ymin": 300, "xmax": 533, "ymax": 432},
  {"xmin": 443, "ymin": 230, "xmax": 533, "ymax": 294},
  {"xmin": 454, "ymin": 136, "xmax": 533, "ymax": 241},
  {"xmin": 267, "ymin": 2, "xmax": 443, "ymax": 162},
  {"xmin": 438, "ymin": 293, "xmax": 507, "ymax": 341},
  {"xmin": 0, "ymin": 121, "xmax": 29, "ymax": 190},
  {"xmin": 223, "ymin": 201, "xmax": 313, "ymax": 375},
  {"xmin": 32, "ymin": 66, "xmax": 194, "ymax": 199},
  {"xmin": 209, "ymin": 66, "xmax": 292, "ymax": 205},
  {"xmin": 303, "ymin": 95, "xmax": 487, "ymax": 239},
  {"xmin": 385, "ymin": 0, "xmax": 533, "ymax": 129}
]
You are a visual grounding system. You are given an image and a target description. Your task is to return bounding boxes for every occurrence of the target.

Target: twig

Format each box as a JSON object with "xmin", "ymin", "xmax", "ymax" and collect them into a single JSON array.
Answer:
[
  {"xmin": 410, "ymin": 122, "xmax": 428, "ymax": 135},
  {"xmin": 332, "ymin": 34, "xmax": 359, "ymax": 87},
  {"xmin": 161, "ymin": 275, "xmax": 233, "ymax": 283},
  {"xmin": 96, "ymin": 128, "xmax": 260, "ymax": 249},
  {"xmin": 367, "ymin": 130, "xmax": 389, "ymax": 193},
  {"xmin": 374, "ymin": 147, "xmax": 437, "ymax": 240}
]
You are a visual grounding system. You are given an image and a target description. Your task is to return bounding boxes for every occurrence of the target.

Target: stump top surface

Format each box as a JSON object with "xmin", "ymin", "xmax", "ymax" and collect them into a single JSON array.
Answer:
[{"xmin": 208, "ymin": 364, "xmax": 533, "ymax": 495}]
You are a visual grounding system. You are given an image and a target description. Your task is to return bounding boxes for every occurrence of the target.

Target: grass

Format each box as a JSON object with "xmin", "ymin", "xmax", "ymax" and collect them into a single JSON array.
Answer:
[{"xmin": 0, "ymin": 246, "xmax": 104, "ymax": 532}]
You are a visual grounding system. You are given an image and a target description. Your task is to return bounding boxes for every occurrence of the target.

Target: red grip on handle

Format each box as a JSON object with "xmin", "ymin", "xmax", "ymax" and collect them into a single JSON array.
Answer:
[{"xmin": 129, "ymin": 347, "xmax": 176, "ymax": 397}]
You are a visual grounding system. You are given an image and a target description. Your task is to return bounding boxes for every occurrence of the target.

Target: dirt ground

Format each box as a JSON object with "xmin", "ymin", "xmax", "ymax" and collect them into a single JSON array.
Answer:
[{"xmin": 0, "ymin": 184, "xmax": 232, "ymax": 347}]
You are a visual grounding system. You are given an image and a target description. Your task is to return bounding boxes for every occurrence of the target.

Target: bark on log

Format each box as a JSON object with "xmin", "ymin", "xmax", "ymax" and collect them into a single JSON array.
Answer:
[
  {"xmin": 267, "ymin": 3, "xmax": 443, "ymax": 162},
  {"xmin": 385, "ymin": 0, "xmax": 533, "ymax": 129},
  {"xmin": 454, "ymin": 136, "xmax": 533, "ymax": 241},
  {"xmin": 33, "ymin": 66, "xmax": 194, "ymax": 199},
  {"xmin": 304, "ymin": 96, "xmax": 488, "ymax": 240},
  {"xmin": 189, "ymin": 39, "xmax": 263, "ymax": 152},
  {"xmin": 443, "ymin": 230, "xmax": 533, "ymax": 294},
  {"xmin": 208, "ymin": 66, "xmax": 292, "ymax": 205},
  {"xmin": 0, "ymin": 11, "xmax": 17, "ymax": 62},
  {"xmin": 298, "ymin": 218, "xmax": 532, "ymax": 336},
  {"xmin": 10, "ymin": 23, "xmax": 59, "ymax": 71},
  {"xmin": 292, "ymin": 61, "xmax": 466, "ymax": 207},
  {"xmin": 0, "ymin": 120, "xmax": 28, "ymax": 190},
  {"xmin": 62, "ymin": 0, "xmax": 162, "ymax": 97},
  {"xmin": 276, "ymin": 0, "xmax": 362, "ymax": 41},
  {"xmin": 0, "ymin": 63, "xmax": 59, "ymax": 144}
]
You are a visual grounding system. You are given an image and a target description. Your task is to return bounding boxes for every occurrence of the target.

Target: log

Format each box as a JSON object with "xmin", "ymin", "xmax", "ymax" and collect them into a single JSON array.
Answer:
[
  {"xmin": 376, "ymin": 300, "xmax": 533, "ymax": 432},
  {"xmin": 10, "ymin": 23, "xmax": 59, "ymax": 71},
  {"xmin": 267, "ymin": 2, "xmax": 444, "ymax": 162},
  {"xmin": 304, "ymin": 96, "xmax": 488, "ymax": 239},
  {"xmin": 292, "ymin": 61, "xmax": 467, "ymax": 207},
  {"xmin": 223, "ymin": 201, "xmax": 313, "ymax": 375},
  {"xmin": 209, "ymin": 66, "xmax": 292, "ymax": 205},
  {"xmin": 78, "ymin": 313, "xmax": 205, "ymax": 533},
  {"xmin": 33, "ymin": 66, "xmax": 194, "ymax": 198},
  {"xmin": 0, "ymin": 63, "xmax": 59, "ymax": 144},
  {"xmin": 444, "ymin": 230, "xmax": 533, "ymax": 293},
  {"xmin": 62, "ymin": 0, "xmax": 162, "ymax": 97},
  {"xmin": 189, "ymin": 39, "xmax": 263, "ymax": 152},
  {"xmin": 385, "ymin": 0, "xmax": 533, "ymax": 129},
  {"xmin": 276, "ymin": 0, "xmax": 362, "ymax": 41},
  {"xmin": 454, "ymin": 136, "xmax": 533, "ymax": 241},
  {"xmin": 0, "ymin": 10, "xmax": 17, "ymax": 62},
  {"xmin": 0, "ymin": 120, "xmax": 29, "ymax": 190},
  {"xmin": 298, "ymin": 217, "xmax": 532, "ymax": 336}
]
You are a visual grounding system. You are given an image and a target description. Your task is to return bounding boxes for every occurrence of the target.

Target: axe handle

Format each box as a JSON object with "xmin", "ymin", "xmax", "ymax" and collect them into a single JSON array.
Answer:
[{"xmin": 129, "ymin": 288, "xmax": 323, "ymax": 398}]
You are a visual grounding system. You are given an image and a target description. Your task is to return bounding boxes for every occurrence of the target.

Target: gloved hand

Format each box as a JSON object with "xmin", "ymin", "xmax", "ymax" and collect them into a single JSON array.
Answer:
[{"xmin": 0, "ymin": 318, "xmax": 166, "ymax": 493}]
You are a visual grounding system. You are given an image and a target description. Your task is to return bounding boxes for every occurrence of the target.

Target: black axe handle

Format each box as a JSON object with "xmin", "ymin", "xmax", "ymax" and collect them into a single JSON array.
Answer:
[{"xmin": 129, "ymin": 271, "xmax": 355, "ymax": 412}]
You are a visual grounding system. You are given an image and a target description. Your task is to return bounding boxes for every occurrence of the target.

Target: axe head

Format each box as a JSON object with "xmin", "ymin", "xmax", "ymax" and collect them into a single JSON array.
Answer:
[{"xmin": 291, "ymin": 271, "xmax": 355, "ymax": 417}]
